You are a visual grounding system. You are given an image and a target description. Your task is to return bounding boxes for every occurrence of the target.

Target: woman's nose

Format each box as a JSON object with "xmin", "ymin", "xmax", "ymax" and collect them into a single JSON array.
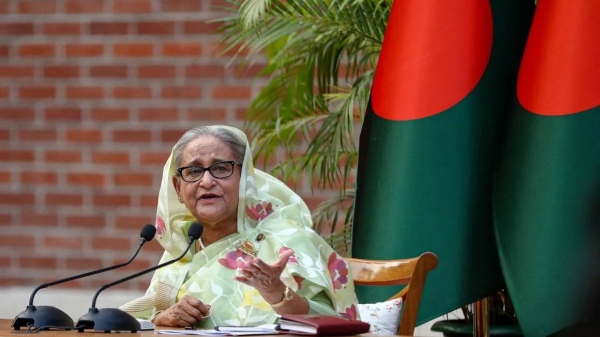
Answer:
[{"xmin": 198, "ymin": 171, "xmax": 215, "ymax": 187}]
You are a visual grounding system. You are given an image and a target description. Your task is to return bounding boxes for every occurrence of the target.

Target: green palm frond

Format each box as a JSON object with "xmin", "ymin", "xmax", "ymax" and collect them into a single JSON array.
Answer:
[{"xmin": 217, "ymin": 0, "xmax": 390, "ymax": 253}]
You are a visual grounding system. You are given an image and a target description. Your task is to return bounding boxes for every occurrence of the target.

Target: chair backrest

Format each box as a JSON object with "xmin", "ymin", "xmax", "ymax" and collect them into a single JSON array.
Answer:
[{"xmin": 345, "ymin": 252, "xmax": 438, "ymax": 336}]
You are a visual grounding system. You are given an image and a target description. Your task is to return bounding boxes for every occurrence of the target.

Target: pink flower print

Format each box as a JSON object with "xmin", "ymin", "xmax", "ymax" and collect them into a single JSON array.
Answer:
[
  {"xmin": 245, "ymin": 201, "xmax": 274, "ymax": 221},
  {"xmin": 279, "ymin": 247, "xmax": 298, "ymax": 264},
  {"xmin": 155, "ymin": 216, "xmax": 165, "ymax": 236},
  {"xmin": 293, "ymin": 274, "xmax": 304, "ymax": 290},
  {"xmin": 328, "ymin": 253, "xmax": 349, "ymax": 291},
  {"xmin": 340, "ymin": 304, "xmax": 358, "ymax": 320},
  {"xmin": 218, "ymin": 250, "xmax": 252, "ymax": 270}
]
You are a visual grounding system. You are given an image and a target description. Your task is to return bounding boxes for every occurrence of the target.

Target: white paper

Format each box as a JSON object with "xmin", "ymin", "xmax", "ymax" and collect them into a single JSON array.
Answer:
[{"xmin": 156, "ymin": 324, "xmax": 279, "ymax": 336}]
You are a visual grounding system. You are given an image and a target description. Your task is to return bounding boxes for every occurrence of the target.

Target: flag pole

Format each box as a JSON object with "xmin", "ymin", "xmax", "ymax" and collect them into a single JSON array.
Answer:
[{"xmin": 472, "ymin": 297, "xmax": 489, "ymax": 337}]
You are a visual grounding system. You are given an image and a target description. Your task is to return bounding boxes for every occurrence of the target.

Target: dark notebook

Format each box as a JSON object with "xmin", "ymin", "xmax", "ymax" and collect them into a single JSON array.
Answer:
[{"xmin": 278, "ymin": 314, "xmax": 370, "ymax": 336}]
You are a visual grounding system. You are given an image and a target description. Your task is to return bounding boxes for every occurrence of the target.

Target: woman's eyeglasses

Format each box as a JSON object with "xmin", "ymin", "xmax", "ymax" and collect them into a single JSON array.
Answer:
[{"xmin": 177, "ymin": 161, "xmax": 241, "ymax": 182}]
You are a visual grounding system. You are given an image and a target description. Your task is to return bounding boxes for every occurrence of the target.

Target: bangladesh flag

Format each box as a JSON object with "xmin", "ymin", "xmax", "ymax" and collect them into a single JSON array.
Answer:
[
  {"xmin": 494, "ymin": 2, "xmax": 600, "ymax": 336},
  {"xmin": 352, "ymin": 0, "xmax": 534, "ymax": 323}
]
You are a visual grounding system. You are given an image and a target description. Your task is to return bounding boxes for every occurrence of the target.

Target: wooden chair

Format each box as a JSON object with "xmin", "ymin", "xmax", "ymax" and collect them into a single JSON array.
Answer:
[{"xmin": 346, "ymin": 252, "xmax": 438, "ymax": 336}]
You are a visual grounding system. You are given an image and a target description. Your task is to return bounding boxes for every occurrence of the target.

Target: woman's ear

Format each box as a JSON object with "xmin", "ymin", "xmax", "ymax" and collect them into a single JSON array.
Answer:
[{"xmin": 172, "ymin": 176, "xmax": 181, "ymax": 196}]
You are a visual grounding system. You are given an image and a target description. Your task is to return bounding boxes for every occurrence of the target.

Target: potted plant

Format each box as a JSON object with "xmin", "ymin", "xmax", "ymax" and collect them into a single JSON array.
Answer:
[{"xmin": 431, "ymin": 289, "xmax": 523, "ymax": 337}]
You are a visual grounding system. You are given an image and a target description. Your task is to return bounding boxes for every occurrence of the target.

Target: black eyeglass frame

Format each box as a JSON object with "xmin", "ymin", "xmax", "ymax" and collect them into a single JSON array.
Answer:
[{"xmin": 177, "ymin": 161, "xmax": 242, "ymax": 182}]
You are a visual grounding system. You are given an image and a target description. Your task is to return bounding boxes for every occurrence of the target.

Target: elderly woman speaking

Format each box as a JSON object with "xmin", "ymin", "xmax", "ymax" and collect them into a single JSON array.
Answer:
[{"xmin": 121, "ymin": 125, "xmax": 359, "ymax": 328}]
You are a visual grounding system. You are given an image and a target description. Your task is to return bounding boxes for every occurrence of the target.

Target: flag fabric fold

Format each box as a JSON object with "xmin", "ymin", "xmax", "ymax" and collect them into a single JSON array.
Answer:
[
  {"xmin": 352, "ymin": 0, "xmax": 534, "ymax": 323},
  {"xmin": 493, "ymin": 2, "xmax": 600, "ymax": 336}
]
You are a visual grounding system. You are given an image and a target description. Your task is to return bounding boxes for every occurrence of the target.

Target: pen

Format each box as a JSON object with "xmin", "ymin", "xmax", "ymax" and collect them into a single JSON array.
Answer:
[{"xmin": 185, "ymin": 326, "xmax": 197, "ymax": 330}]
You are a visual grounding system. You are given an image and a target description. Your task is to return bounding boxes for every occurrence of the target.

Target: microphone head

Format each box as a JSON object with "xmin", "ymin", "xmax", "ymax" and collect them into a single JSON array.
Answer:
[
  {"xmin": 188, "ymin": 222, "xmax": 203, "ymax": 240},
  {"xmin": 140, "ymin": 224, "xmax": 157, "ymax": 242}
]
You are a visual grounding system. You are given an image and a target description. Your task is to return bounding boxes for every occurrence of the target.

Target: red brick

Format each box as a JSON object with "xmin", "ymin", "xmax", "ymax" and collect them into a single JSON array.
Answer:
[
  {"xmin": 139, "ymin": 152, "xmax": 169, "ymax": 165},
  {"xmin": 0, "ymin": 150, "xmax": 34, "ymax": 162},
  {"xmin": 0, "ymin": 45, "xmax": 8, "ymax": 57},
  {"xmin": 93, "ymin": 194, "xmax": 131, "ymax": 206},
  {"xmin": 209, "ymin": 0, "xmax": 233, "ymax": 10},
  {"xmin": 2, "ymin": 106, "xmax": 31, "ymax": 119},
  {"xmin": 67, "ymin": 214, "xmax": 104, "ymax": 227},
  {"xmin": 183, "ymin": 20, "xmax": 222, "ymax": 34},
  {"xmin": 65, "ymin": 0, "xmax": 105, "ymax": 13},
  {"xmin": 211, "ymin": 85, "xmax": 251, "ymax": 99},
  {"xmin": 0, "ymin": 277, "xmax": 29, "ymax": 286},
  {"xmin": 0, "ymin": 66, "xmax": 34, "ymax": 78},
  {"xmin": 19, "ymin": 0, "xmax": 57, "ymax": 13},
  {"xmin": 0, "ymin": 23, "xmax": 34, "ymax": 35},
  {"xmin": 90, "ymin": 107, "xmax": 130, "ymax": 121},
  {"xmin": 19, "ymin": 86, "xmax": 56, "ymax": 99},
  {"xmin": 92, "ymin": 237, "xmax": 131, "ymax": 250},
  {"xmin": 91, "ymin": 151, "xmax": 130, "ymax": 164},
  {"xmin": 66, "ymin": 257, "xmax": 103, "ymax": 270},
  {"xmin": 20, "ymin": 257, "xmax": 57, "ymax": 269},
  {"xmin": 188, "ymin": 108, "xmax": 227, "ymax": 120},
  {"xmin": 0, "ymin": 2, "xmax": 8, "ymax": 14},
  {"xmin": 66, "ymin": 86, "xmax": 103, "ymax": 99},
  {"xmin": 113, "ymin": 0, "xmax": 152, "ymax": 13},
  {"xmin": 138, "ymin": 107, "xmax": 180, "ymax": 121},
  {"xmin": 0, "ymin": 87, "xmax": 8, "ymax": 99},
  {"xmin": 44, "ymin": 66, "xmax": 80, "ymax": 78},
  {"xmin": 21, "ymin": 212, "xmax": 59, "ymax": 226},
  {"xmin": 161, "ymin": 86, "xmax": 202, "ymax": 99},
  {"xmin": 113, "ymin": 86, "xmax": 152, "ymax": 99},
  {"xmin": 19, "ymin": 44, "xmax": 55, "ymax": 57},
  {"xmin": 140, "ymin": 194, "xmax": 158, "ymax": 207},
  {"xmin": 20, "ymin": 171, "xmax": 58, "ymax": 185},
  {"xmin": 90, "ymin": 65, "xmax": 128, "ymax": 78},
  {"xmin": 44, "ymin": 23, "xmax": 81, "ymax": 35},
  {"xmin": 160, "ymin": 129, "xmax": 186, "ymax": 142},
  {"xmin": 66, "ymin": 129, "xmax": 103, "ymax": 142},
  {"xmin": 0, "ymin": 193, "xmax": 35, "ymax": 205},
  {"xmin": 0, "ymin": 171, "xmax": 10, "ymax": 183},
  {"xmin": 143, "ymin": 239, "xmax": 164, "ymax": 252},
  {"xmin": 137, "ymin": 65, "xmax": 175, "ymax": 78},
  {"xmin": 0, "ymin": 129, "xmax": 9, "ymax": 140},
  {"xmin": 137, "ymin": 21, "xmax": 175, "ymax": 35},
  {"xmin": 44, "ymin": 107, "xmax": 81, "ymax": 121},
  {"xmin": 115, "ymin": 215, "xmax": 153, "ymax": 229},
  {"xmin": 114, "ymin": 43, "xmax": 153, "ymax": 57},
  {"xmin": 44, "ymin": 236, "xmax": 83, "ymax": 249},
  {"xmin": 65, "ymin": 44, "xmax": 103, "ymax": 57},
  {"xmin": 0, "ymin": 257, "xmax": 10, "ymax": 267},
  {"xmin": 113, "ymin": 130, "xmax": 153, "ymax": 142},
  {"xmin": 112, "ymin": 259, "xmax": 152, "ymax": 272},
  {"xmin": 161, "ymin": 0, "xmax": 200, "ymax": 12},
  {"xmin": 19, "ymin": 129, "xmax": 57, "ymax": 141},
  {"xmin": 235, "ymin": 63, "xmax": 268, "ymax": 78},
  {"xmin": 45, "ymin": 150, "xmax": 81, "ymax": 163},
  {"xmin": 114, "ymin": 173, "xmax": 153, "ymax": 186},
  {"xmin": 0, "ymin": 234, "xmax": 35, "ymax": 246},
  {"xmin": 185, "ymin": 64, "xmax": 225, "ymax": 78},
  {"xmin": 162, "ymin": 42, "xmax": 201, "ymax": 56},
  {"xmin": 46, "ymin": 193, "xmax": 83, "ymax": 206},
  {"xmin": 211, "ymin": 42, "xmax": 249, "ymax": 57},
  {"xmin": 67, "ymin": 172, "xmax": 105, "ymax": 186},
  {"xmin": 90, "ymin": 22, "xmax": 129, "ymax": 35}
]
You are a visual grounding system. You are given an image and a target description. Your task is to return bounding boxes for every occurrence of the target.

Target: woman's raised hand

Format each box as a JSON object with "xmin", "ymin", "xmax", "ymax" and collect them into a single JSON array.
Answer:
[
  {"xmin": 154, "ymin": 295, "xmax": 211, "ymax": 327},
  {"xmin": 233, "ymin": 249, "xmax": 294, "ymax": 304}
]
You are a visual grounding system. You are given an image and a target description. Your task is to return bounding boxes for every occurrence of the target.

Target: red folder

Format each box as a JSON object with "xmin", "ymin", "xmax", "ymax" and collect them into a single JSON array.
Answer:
[{"xmin": 278, "ymin": 314, "xmax": 370, "ymax": 336}]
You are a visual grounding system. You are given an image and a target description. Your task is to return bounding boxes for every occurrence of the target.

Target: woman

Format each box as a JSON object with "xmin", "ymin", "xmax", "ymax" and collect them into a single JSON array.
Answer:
[{"xmin": 121, "ymin": 125, "xmax": 359, "ymax": 328}]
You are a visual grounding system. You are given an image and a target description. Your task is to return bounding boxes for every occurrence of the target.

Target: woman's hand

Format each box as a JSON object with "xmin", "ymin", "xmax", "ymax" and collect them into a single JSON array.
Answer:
[
  {"xmin": 233, "ymin": 249, "xmax": 294, "ymax": 304},
  {"xmin": 154, "ymin": 295, "xmax": 211, "ymax": 327}
]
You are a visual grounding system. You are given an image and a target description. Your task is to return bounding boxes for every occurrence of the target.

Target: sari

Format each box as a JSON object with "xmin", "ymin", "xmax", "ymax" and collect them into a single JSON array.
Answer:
[{"xmin": 120, "ymin": 126, "xmax": 359, "ymax": 328}]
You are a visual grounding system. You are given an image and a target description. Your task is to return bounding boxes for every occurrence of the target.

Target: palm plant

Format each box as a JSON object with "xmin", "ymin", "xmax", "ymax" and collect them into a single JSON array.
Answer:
[{"xmin": 217, "ymin": 0, "xmax": 391, "ymax": 255}]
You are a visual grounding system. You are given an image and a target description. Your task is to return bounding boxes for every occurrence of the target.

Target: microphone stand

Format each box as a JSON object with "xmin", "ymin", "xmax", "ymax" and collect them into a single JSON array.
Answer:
[
  {"xmin": 12, "ymin": 230, "xmax": 154, "ymax": 331},
  {"xmin": 76, "ymin": 236, "xmax": 198, "ymax": 333}
]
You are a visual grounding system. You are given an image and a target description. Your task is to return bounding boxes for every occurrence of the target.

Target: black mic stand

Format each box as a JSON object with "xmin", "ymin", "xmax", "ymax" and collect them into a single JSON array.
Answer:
[
  {"xmin": 76, "ymin": 222, "xmax": 202, "ymax": 333},
  {"xmin": 12, "ymin": 224, "xmax": 156, "ymax": 331}
]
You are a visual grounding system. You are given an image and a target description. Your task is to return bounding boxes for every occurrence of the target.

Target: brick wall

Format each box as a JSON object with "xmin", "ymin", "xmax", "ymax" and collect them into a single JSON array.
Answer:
[{"xmin": 0, "ymin": 0, "xmax": 328, "ymax": 292}]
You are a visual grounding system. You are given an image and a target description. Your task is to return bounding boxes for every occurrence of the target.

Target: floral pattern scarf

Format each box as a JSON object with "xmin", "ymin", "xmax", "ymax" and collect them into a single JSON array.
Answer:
[{"xmin": 121, "ymin": 125, "xmax": 359, "ymax": 328}]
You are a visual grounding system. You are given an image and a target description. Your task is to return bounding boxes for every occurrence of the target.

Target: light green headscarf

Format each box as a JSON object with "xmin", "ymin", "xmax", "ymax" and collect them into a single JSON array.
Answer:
[{"xmin": 121, "ymin": 126, "xmax": 359, "ymax": 327}]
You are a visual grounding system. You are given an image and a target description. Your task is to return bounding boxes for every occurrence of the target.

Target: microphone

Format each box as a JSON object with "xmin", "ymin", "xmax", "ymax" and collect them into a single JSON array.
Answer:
[
  {"xmin": 12, "ymin": 224, "xmax": 157, "ymax": 331},
  {"xmin": 76, "ymin": 222, "xmax": 203, "ymax": 333}
]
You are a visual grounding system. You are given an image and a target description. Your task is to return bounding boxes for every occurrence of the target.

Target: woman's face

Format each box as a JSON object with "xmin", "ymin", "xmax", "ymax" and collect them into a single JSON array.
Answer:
[{"xmin": 173, "ymin": 135, "xmax": 241, "ymax": 233}]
